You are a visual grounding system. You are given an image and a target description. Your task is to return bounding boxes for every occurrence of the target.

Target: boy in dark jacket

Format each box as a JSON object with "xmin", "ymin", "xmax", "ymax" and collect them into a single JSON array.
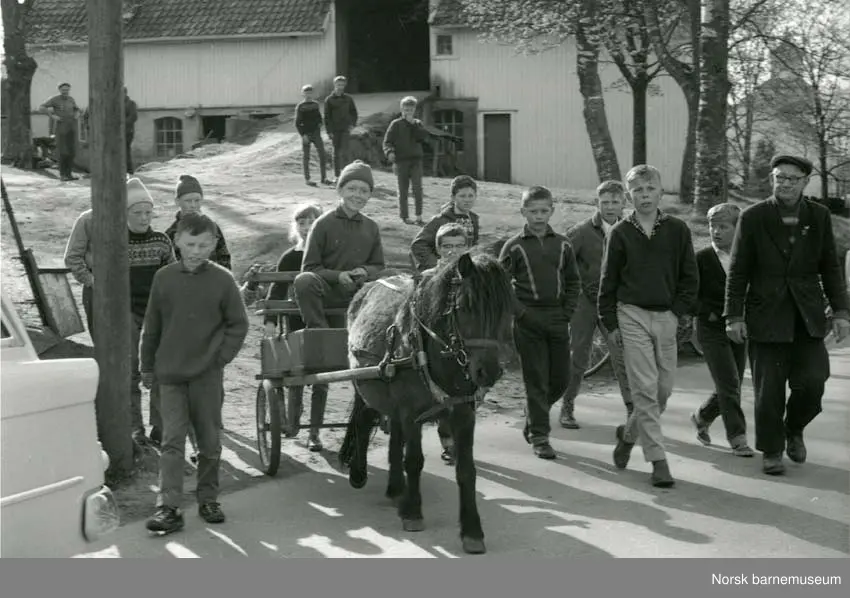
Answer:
[
  {"xmin": 690, "ymin": 203, "xmax": 754, "ymax": 457},
  {"xmin": 410, "ymin": 175, "xmax": 480, "ymax": 271},
  {"xmin": 165, "ymin": 175, "xmax": 231, "ymax": 271},
  {"xmin": 142, "ymin": 213, "xmax": 249, "ymax": 535},
  {"xmin": 295, "ymin": 84, "xmax": 330, "ymax": 187},
  {"xmin": 323, "ymin": 76, "xmax": 359, "ymax": 179},
  {"xmin": 499, "ymin": 186, "xmax": 581, "ymax": 459},
  {"xmin": 383, "ymin": 96, "xmax": 429, "ymax": 225}
]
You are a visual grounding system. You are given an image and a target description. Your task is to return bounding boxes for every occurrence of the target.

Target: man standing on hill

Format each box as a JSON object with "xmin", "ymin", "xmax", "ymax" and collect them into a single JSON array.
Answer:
[
  {"xmin": 323, "ymin": 76, "xmax": 359, "ymax": 180},
  {"xmin": 125, "ymin": 87, "xmax": 138, "ymax": 175},
  {"xmin": 39, "ymin": 82, "xmax": 81, "ymax": 181},
  {"xmin": 725, "ymin": 154, "xmax": 850, "ymax": 476}
]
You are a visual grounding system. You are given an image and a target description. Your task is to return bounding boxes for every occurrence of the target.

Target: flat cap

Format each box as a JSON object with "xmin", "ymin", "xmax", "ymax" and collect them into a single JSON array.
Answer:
[{"xmin": 770, "ymin": 154, "xmax": 813, "ymax": 176}]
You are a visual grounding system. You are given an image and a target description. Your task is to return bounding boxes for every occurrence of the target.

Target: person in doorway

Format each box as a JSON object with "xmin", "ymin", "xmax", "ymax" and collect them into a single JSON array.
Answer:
[
  {"xmin": 141, "ymin": 212, "xmax": 250, "ymax": 535},
  {"xmin": 126, "ymin": 177, "xmax": 176, "ymax": 447},
  {"xmin": 295, "ymin": 84, "xmax": 330, "ymax": 187},
  {"xmin": 598, "ymin": 164, "xmax": 699, "ymax": 488},
  {"xmin": 294, "ymin": 160, "xmax": 386, "ymax": 330},
  {"xmin": 261, "ymin": 202, "xmax": 328, "ymax": 451},
  {"xmin": 690, "ymin": 203, "xmax": 754, "ymax": 458},
  {"xmin": 499, "ymin": 186, "xmax": 581, "ymax": 460},
  {"xmin": 725, "ymin": 154, "xmax": 850, "ymax": 475},
  {"xmin": 323, "ymin": 76, "xmax": 359, "ymax": 180},
  {"xmin": 39, "ymin": 83, "xmax": 81, "ymax": 181},
  {"xmin": 410, "ymin": 175, "xmax": 480, "ymax": 271},
  {"xmin": 125, "ymin": 88, "xmax": 138, "ymax": 175},
  {"xmin": 558, "ymin": 180, "xmax": 633, "ymax": 429},
  {"xmin": 383, "ymin": 96, "xmax": 429, "ymax": 225}
]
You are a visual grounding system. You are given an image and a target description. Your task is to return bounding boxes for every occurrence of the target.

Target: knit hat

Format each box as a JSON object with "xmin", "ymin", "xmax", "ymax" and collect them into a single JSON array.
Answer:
[
  {"xmin": 126, "ymin": 177, "xmax": 153, "ymax": 209},
  {"xmin": 176, "ymin": 174, "xmax": 203, "ymax": 198},
  {"xmin": 337, "ymin": 160, "xmax": 374, "ymax": 192},
  {"xmin": 706, "ymin": 202, "xmax": 741, "ymax": 224}
]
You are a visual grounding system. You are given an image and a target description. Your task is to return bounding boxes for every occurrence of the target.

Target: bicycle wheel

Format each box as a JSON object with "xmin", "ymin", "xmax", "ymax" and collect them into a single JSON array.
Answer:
[{"xmin": 583, "ymin": 326, "xmax": 611, "ymax": 378}]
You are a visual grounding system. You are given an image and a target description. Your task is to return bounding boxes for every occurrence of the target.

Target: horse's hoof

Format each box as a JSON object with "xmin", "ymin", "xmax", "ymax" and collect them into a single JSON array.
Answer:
[
  {"xmin": 462, "ymin": 537, "xmax": 487, "ymax": 554},
  {"xmin": 402, "ymin": 518, "xmax": 425, "ymax": 532},
  {"xmin": 349, "ymin": 470, "xmax": 367, "ymax": 489}
]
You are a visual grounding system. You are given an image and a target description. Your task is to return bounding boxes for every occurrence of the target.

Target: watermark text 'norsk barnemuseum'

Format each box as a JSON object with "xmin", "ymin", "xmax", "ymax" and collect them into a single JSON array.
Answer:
[{"xmin": 713, "ymin": 573, "xmax": 841, "ymax": 586}]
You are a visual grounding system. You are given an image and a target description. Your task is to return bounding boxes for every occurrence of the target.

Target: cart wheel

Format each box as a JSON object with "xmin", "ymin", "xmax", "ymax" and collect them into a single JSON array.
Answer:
[
  {"xmin": 256, "ymin": 381, "xmax": 282, "ymax": 476},
  {"xmin": 584, "ymin": 326, "xmax": 611, "ymax": 378}
]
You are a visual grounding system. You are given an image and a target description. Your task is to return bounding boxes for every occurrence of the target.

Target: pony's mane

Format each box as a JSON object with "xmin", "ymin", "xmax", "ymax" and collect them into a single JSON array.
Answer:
[{"xmin": 408, "ymin": 248, "xmax": 514, "ymax": 342}]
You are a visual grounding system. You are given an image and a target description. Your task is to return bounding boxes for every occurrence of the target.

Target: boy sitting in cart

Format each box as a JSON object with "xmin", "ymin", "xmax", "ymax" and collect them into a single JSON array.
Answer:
[{"xmin": 292, "ymin": 160, "xmax": 386, "ymax": 449}]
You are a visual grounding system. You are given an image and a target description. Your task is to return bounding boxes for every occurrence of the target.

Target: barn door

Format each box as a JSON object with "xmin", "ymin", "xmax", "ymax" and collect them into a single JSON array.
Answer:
[{"xmin": 483, "ymin": 113, "xmax": 511, "ymax": 183}]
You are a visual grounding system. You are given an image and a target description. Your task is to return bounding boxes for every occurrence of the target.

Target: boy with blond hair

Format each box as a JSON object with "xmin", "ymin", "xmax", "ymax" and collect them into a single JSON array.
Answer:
[
  {"xmin": 598, "ymin": 164, "xmax": 698, "ymax": 487},
  {"xmin": 383, "ymin": 95, "xmax": 429, "ymax": 225}
]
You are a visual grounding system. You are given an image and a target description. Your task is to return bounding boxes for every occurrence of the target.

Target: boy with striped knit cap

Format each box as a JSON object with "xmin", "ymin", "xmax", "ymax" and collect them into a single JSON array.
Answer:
[{"xmin": 127, "ymin": 177, "xmax": 176, "ymax": 446}]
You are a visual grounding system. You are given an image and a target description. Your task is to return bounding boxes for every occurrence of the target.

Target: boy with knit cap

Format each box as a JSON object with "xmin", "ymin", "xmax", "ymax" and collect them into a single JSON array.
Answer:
[
  {"xmin": 126, "ymin": 177, "xmax": 176, "ymax": 445},
  {"xmin": 141, "ymin": 212, "xmax": 249, "ymax": 534},
  {"xmin": 165, "ymin": 174, "xmax": 231, "ymax": 270},
  {"xmin": 294, "ymin": 159, "xmax": 386, "ymax": 330}
]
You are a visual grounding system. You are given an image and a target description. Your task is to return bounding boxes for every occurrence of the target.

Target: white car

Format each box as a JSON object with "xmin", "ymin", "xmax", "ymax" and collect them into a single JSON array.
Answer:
[{"xmin": 1, "ymin": 292, "xmax": 119, "ymax": 557}]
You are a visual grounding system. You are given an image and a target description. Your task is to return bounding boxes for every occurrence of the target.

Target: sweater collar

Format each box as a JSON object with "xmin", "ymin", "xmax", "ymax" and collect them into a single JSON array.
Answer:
[
  {"xmin": 521, "ymin": 223, "xmax": 556, "ymax": 239},
  {"xmin": 179, "ymin": 260, "xmax": 210, "ymax": 274}
]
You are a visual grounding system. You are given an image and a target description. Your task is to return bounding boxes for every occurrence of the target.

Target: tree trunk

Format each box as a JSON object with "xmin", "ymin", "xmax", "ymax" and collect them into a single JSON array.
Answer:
[
  {"xmin": 694, "ymin": 0, "xmax": 731, "ymax": 215},
  {"xmin": 740, "ymin": 97, "xmax": 754, "ymax": 189},
  {"xmin": 1, "ymin": 0, "xmax": 37, "ymax": 169},
  {"xmin": 680, "ymin": 85, "xmax": 699, "ymax": 204},
  {"xmin": 575, "ymin": 20, "xmax": 622, "ymax": 182},
  {"xmin": 820, "ymin": 142, "xmax": 829, "ymax": 201},
  {"xmin": 87, "ymin": 0, "xmax": 134, "ymax": 479},
  {"xmin": 632, "ymin": 75, "xmax": 649, "ymax": 165}
]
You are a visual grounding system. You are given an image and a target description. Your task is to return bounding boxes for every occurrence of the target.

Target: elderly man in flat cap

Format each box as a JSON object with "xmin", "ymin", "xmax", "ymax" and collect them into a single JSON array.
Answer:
[
  {"xmin": 724, "ymin": 154, "xmax": 850, "ymax": 475},
  {"xmin": 39, "ymin": 82, "xmax": 82, "ymax": 181}
]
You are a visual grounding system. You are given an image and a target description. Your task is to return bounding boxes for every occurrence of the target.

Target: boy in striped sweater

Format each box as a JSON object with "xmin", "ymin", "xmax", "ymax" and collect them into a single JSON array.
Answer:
[{"xmin": 126, "ymin": 178, "xmax": 176, "ymax": 446}]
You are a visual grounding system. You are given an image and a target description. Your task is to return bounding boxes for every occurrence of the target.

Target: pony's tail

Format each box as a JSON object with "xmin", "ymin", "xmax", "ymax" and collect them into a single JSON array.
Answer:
[{"xmin": 339, "ymin": 390, "xmax": 368, "ymax": 468}]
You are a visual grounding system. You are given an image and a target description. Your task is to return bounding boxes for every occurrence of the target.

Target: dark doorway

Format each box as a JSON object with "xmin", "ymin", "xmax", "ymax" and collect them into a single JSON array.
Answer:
[
  {"xmin": 338, "ymin": 0, "xmax": 431, "ymax": 93},
  {"xmin": 483, "ymin": 114, "xmax": 511, "ymax": 183},
  {"xmin": 201, "ymin": 115, "xmax": 228, "ymax": 142}
]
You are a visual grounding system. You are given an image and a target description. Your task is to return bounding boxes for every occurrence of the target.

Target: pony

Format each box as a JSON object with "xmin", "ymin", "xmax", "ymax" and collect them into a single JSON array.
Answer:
[{"xmin": 338, "ymin": 250, "xmax": 515, "ymax": 554}]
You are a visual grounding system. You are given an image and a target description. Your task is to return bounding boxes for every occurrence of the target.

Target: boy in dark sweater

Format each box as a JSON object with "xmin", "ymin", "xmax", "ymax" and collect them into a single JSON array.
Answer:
[
  {"xmin": 598, "ymin": 164, "xmax": 699, "ymax": 487},
  {"xmin": 293, "ymin": 160, "xmax": 386, "ymax": 329},
  {"xmin": 499, "ymin": 186, "xmax": 581, "ymax": 460},
  {"xmin": 295, "ymin": 84, "xmax": 330, "ymax": 187},
  {"xmin": 690, "ymin": 203, "xmax": 754, "ymax": 457},
  {"xmin": 383, "ymin": 95, "xmax": 430, "ymax": 225},
  {"xmin": 141, "ymin": 213, "xmax": 249, "ymax": 535},
  {"xmin": 323, "ymin": 75, "xmax": 359, "ymax": 179},
  {"xmin": 410, "ymin": 175, "xmax": 480, "ymax": 271},
  {"xmin": 165, "ymin": 174, "xmax": 231, "ymax": 270},
  {"xmin": 126, "ymin": 178, "xmax": 176, "ymax": 446},
  {"xmin": 261, "ymin": 203, "xmax": 328, "ymax": 451}
]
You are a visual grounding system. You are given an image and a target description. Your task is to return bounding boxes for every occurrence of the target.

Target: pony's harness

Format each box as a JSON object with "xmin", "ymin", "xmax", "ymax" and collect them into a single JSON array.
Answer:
[{"xmin": 375, "ymin": 276, "xmax": 491, "ymax": 423}]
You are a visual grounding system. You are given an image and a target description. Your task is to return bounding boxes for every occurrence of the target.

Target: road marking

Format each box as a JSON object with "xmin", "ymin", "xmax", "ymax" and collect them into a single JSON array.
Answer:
[
  {"xmin": 165, "ymin": 542, "xmax": 201, "ymax": 558},
  {"xmin": 206, "ymin": 528, "xmax": 249, "ymax": 556},
  {"xmin": 73, "ymin": 544, "xmax": 121, "ymax": 558},
  {"xmin": 308, "ymin": 502, "xmax": 343, "ymax": 517},
  {"xmin": 260, "ymin": 541, "xmax": 278, "ymax": 551},
  {"xmin": 297, "ymin": 527, "xmax": 438, "ymax": 558},
  {"xmin": 477, "ymin": 467, "xmax": 517, "ymax": 480}
]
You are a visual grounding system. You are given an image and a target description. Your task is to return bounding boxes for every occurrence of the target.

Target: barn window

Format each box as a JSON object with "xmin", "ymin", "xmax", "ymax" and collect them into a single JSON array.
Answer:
[
  {"xmin": 155, "ymin": 117, "xmax": 183, "ymax": 157},
  {"xmin": 436, "ymin": 34, "xmax": 454, "ymax": 56},
  {"xmin": 433, "ymin": 109, "xmax": 464, "ymax": 151}
]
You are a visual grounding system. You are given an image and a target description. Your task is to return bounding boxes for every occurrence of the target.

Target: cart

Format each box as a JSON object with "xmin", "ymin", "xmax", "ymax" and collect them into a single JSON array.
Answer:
[{"xmin": 247, "ymin": 267, "xmax": 411, "ymax": 476}]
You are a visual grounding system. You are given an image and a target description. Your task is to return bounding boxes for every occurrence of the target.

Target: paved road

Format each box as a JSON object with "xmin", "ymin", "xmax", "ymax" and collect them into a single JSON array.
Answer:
[{"xmin": 75, "ymin": 346, "xmax": 850, "ymax": 558}]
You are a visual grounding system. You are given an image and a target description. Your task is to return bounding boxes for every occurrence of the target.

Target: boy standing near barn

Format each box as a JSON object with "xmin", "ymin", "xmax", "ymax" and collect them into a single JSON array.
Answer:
[
  {"xmin": 142, "ymin": 213, "xmax": 249, "ymax": 534},
  {"xmin": 295, "ymin": 84, "xmax": 331, "ymax": 187},
  {"xmin": 411, "ymin": 175, "xmax": 480, "ymax": 271},
  {"xmin": 383, "ymin": 96, "xmax": 429, "ymax": 225},
  {"xmin": 323, "ymin": 76, "xmax": 359, "ymax": 180},
  {"xmin": 499, "ymin": 186, "xmax": 581, "ymax": 460},
  {"xmin": 598, "ymin": 164, "xmax": 699, "ymax": 488}
]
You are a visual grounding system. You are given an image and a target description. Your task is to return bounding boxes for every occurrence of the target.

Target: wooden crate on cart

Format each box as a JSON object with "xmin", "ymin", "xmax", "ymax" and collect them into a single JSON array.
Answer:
[{"xmin": 260, "ymin": 328, "xmax": 351, "ymax": 378}]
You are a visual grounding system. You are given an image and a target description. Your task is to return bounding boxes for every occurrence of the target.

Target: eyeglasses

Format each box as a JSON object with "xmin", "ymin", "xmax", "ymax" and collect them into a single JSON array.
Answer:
[{"xmin": 773, "ymin": 174, "xmax": 806, "ymax": 184}]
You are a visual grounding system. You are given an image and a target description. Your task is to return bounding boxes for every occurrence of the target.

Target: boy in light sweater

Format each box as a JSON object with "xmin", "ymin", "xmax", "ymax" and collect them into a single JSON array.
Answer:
[{"xmin": 141, "ymin": 213, "xmax": 249, "ymax": 535}]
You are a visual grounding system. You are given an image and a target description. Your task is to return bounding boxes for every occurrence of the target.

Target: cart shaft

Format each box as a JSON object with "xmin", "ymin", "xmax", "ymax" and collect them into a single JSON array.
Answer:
[{"xmin": 258, "ymin": 364, "xmax": 396, "ymax": 386}]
